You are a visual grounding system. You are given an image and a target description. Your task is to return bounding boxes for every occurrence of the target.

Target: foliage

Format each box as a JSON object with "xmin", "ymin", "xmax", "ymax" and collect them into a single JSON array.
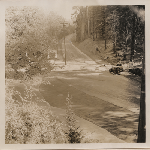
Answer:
[
  {"xmin": 65, "ymin": 94, "xmax": 83, "ymax": 143},
  {"xmin": 74, "ymin": 5, "xmax": 145, "ymax": 61},
  {"xmin": 71, "ymin": 6, "xmax": 84, "ymax": 26},
  {"xmin": 5, "ymin": 80, "xmax": 67, "ymax": 144},
  {"xmin": 5, "ymin": 77, "xmax": 107, "ymax": 144},
  {"xmin": 106, "ymin": 6, "xmax": 144, "ymax": 57},
  {"xmin": 5, "ymin": 6, "xmax": 64, "ymax": 79},
  {"xmin": 58, "ymin": 24, "xmax": 75, "ymax": 40}
]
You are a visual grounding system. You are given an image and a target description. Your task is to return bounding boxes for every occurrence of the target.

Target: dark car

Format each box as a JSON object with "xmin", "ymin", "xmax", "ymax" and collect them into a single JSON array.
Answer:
[
  {"xmin": 129, "ymin": 67, "xmax": 142, "ymax": 76},
  {"xmin": 109, "ymin": 63, "xmax": 123, "ymax": 74}
]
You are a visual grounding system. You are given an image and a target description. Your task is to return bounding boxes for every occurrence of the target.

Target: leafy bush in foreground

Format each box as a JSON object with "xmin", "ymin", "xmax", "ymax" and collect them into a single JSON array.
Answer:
[{"xmin": 5, "ymin": 82, "xmax": 67, "ymax": 144}]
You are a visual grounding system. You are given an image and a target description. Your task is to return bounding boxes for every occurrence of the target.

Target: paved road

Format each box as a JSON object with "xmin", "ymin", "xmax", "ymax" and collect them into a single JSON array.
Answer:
[
  {"xmin": 62, "ymin": 34, "xmax": 93, "ymax": 62},
  {"xmin": 39, "ymin": 34, "xmax": 141, "ymax": 143}
]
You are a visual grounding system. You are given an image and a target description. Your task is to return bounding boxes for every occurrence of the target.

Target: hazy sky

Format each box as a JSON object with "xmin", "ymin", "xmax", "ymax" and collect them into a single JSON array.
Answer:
[
  {"xmin": 4, "ymin": 0, "xmax": 146, "ymax": 21},
  {"xmin": 5, "ymin": 0, "xmax": 100, "ymax": 21},
  {"xmin": 38, "ymin": 0, "xmax": 100, "ymax": 21}
]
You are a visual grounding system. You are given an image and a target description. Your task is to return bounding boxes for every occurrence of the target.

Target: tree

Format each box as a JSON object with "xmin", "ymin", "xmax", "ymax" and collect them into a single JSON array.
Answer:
[
  {"xmin": 130, "ymin": 6, "xmax": 145, "ymax": 143},
  {"xmin": 73, "ymin": 5, "xmax": 145, "ymax": 142},
  {"xmin": 107, "ymin": 5, "xmax": 145, "ymax": 143},
  {"xmin": 5, "ymin": 6, "xmax": 65, "ymax": 78},
  {"xmin": 71, "ymin": 6, "xmax": 87, "ymax": 42}
]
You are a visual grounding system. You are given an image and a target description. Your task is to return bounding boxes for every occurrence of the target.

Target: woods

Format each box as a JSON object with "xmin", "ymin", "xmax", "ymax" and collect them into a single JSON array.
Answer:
[
  {"xmin": 73, "ymin": 5, "xmax": 145, "ymax": 143},
  {"xmin": 5, "ymin": 6, "xmax": 74, "ymax": 79},
  {"xmin": 73, "ymin": 6, "xmax": 145, "ymax": 63}
]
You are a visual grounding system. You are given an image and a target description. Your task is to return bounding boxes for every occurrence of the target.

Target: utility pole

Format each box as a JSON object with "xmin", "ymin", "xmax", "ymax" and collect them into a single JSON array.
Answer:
[
  {"xmin": 64, "ymin": 35, "xmax": 66, "ymax": 65},
  {"xmin": 137, "ymin": 25, "xmax": 145, "ymax": 143},
  {"xmin": 130, "ymin": 14, "xmax": 135, "ymax": 62},
  {"xmin": 60, "ymin": 22, "xmax": 68, "ymax": 65}
]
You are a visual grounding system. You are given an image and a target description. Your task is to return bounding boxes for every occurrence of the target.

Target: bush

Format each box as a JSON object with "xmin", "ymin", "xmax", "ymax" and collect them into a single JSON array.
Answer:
[
  {"xmin": 65, "ymin": 94, "xmax": 83, "ymax": 143},
  {"xmin": 5, "ymin": 70, "xmax": 15, "ymax": 79},
  {"xmin": 5, "ymin": 80, "xmax": 100, "ymax": 144},
  {"xmin": 5, "ymin": 82, "xmax": 67, "ymax": 144},
  {"xmin": 64, "ymin": 94, "xmax": 104, "ymax": 143}
]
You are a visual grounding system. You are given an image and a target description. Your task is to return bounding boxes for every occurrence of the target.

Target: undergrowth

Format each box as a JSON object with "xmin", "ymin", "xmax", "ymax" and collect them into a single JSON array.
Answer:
[
  {"xmin": 5, "ymin": 80, "xmax": 67, "ymax": 144},
  {"xmin": 65, "ymin": 94, "xmax": 83, "ymax": 143},
  {"xmin": 5, "ymin": 78, "xmax": 99, "ymax": 144}
]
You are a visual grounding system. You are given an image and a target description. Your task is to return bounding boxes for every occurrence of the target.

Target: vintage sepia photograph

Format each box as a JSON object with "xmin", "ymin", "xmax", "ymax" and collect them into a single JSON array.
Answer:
[{"xmin": 4, "ymin": 0, "xmax": 146, "ymax": 146}]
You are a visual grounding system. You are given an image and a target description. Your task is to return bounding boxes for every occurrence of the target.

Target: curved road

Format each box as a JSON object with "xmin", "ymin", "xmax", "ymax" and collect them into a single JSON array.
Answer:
[{"xmin": 39, "ymin": 34, "xmax": 141, "ymax": 143}]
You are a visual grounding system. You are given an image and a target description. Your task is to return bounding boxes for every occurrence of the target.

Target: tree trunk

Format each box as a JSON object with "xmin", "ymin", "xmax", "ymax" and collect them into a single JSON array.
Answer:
[
  {"xmin": 104, "ymin": 6, "xmax": 107, "ymax": 49},
  {"xmin": 113, "ymin": 35, "xmax": 116, "ymax": 53},
  {"xmin": 137, "ymin": 55, "xmax": 145, "ymax": 143},
  {"xmin": 130, "ymin": 15, "xmax": 135, "ymax": 61},
  {"xmin": 93, "ymin": 18, "xmax": 95, "ymax": 41},
  {"xmin": 105, "ymin": 39, "xmax": 106, "ymax": 49}
]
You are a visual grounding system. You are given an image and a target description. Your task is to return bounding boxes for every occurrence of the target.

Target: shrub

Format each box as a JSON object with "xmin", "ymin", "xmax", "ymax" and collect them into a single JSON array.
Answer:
[
  {"xmin": 5, "ymin": 82, "xmax": 67, "ymax": 144},
  {"xmin": 64, "ymin": 94, "xmax": 103, "ymax": 143},
  {"xmin": 65, "ymin": 94, "xmax": 83, "ymax": 143}
]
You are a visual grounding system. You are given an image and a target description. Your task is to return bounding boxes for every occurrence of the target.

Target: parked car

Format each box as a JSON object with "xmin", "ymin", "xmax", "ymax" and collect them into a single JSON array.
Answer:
[
  {"xmin": 109, "ymin": 63, "xmax": 123, "ymax": 74},
  {"xmin": 129, "ymin": 67, "xmax": 142, "ymax": 76}
]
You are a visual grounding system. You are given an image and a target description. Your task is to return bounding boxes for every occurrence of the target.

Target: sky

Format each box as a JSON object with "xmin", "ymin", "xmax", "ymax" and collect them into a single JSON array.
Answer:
[
  {"xmin": 4, "ymin": 0, "xmax": 146, "ymax": 21},
  {"xmin": 4, "ymin": 0, "xmax": 100, "ymax": 21},
  {"xmin": 38, "ymin": 0, "xmax": 99, "ymax": 21}
]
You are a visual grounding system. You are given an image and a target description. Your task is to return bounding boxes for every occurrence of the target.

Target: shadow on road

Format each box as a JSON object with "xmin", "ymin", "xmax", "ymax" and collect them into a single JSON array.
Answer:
[{"xmin": 39, "ymin": 73, "xmax": 139, "ymax": 143}]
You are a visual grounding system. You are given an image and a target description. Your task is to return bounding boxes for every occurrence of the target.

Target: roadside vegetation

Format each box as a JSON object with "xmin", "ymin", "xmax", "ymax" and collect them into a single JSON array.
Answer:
[
  {"xmin": 72, "ymin": 6, "xmax": 144, "ymax": 64},
  {"xmin": 65, "ymin": 95, "xmax": 83, "ymax": 143},
  {"xmin": 5, "ymin": 80, "xmax": 67, "ymax": 144},
  {"xmin": 5, "ymin": 6, "xmax": 75, "ymax": 80},
  {"xmin": 5, "ymin": 78, "xmax": 96, "ymax": 144},
  {"xmin": 5, "ymin": 6, "xmax": 85, "ymax": 144}
]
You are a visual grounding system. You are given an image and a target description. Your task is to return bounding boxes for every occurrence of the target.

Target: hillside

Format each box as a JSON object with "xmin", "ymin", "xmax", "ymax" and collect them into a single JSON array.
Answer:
[
  {"xmin": 71, "ymin": 34, "xmax": 142, "ymax": 69},
  {"xmin": 71, "ymin": 34, "xmax": 121, "ymax": 65}
]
